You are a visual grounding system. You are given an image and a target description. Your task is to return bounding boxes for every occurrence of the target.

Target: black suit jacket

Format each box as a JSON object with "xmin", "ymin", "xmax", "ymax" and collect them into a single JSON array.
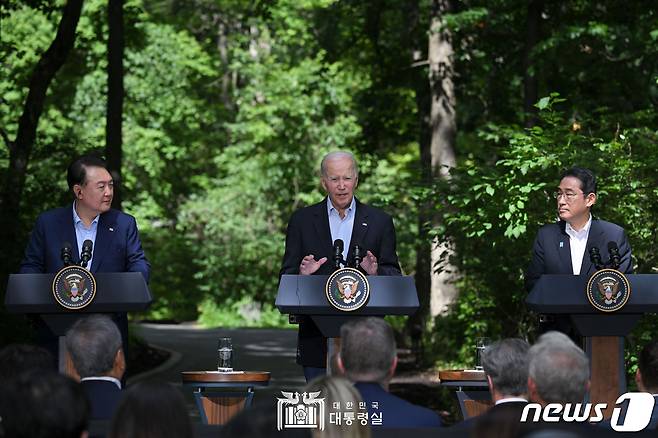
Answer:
[
  {"xmin": 525, "ymin": 219, "xmax": 632, "ymax": 292},
  {"xmin": 451, "ymin": 400, "xmax": 528, "ymax": 433},
  {"xmin": 81, "ymin": 379, "xmax": 123, "ymax": 421},
  {"xmin": 280, "ymin": 197, "xmax": 401, "ymax": 367}
]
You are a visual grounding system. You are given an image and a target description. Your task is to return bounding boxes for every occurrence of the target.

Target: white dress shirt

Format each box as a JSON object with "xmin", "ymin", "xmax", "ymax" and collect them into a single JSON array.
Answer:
[{"xmin": 565, "ymin": 215, "xmax": 592, "ymax": 275}]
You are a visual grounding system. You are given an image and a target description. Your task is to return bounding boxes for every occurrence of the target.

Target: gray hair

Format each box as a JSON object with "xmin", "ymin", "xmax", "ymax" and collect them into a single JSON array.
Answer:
[
  {"xmin": 65, "ymin": 315, "xmax": 122, "ymax": 378},
  {"xmin": 481, "ymin": 338, "xmax": 530, "ymax": 397},
  {"xmin": 320, "ymin": 151, "xmax": 359, "ymax": 178},
  {"xmin": 528, "ymin": 331, "xmax": 589, "ymax": 404},
  {"xmin": 340, "ymin": 317, "xmax": 395, "ymax": 383}
]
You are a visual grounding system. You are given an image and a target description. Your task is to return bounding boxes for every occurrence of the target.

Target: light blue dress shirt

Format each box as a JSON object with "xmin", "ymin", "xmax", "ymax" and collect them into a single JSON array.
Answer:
[
  {"xmin": 327, "ymin": 196, "xmax": 356, "ymax": 266},
  {"xmin": 72, "ymin": 202, "xmax": 99, "ymax": 270}
]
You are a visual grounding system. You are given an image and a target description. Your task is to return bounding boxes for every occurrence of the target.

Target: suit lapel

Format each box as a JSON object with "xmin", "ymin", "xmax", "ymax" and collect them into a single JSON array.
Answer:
[
  {"xmin": 347, "ymin": 198, "xmax": 369, "ymax": 262},
  {"xmin": 60, "ymin": 206, "xmax": 80, "ymax": 264},
  {"xmin": 582, "ymin": 219, "xmax": 604, "ymax": 276},
  {"xmin": 92, "ymin": 210, "xmax": 117, "ymax": 273},
  {"xmin": 312, "ymin": 200, "xmax": 333, "ymax": 256},
  {"xmin": 557, "ymin": 221, "xmax": 573, "ymax": 274}
]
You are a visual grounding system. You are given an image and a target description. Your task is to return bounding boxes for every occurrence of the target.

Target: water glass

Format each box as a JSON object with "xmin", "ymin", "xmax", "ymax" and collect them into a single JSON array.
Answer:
[
  {"xmin": 475, "ymin": 337, "xmax": 491, "ymax": 370},
  {"xmin": 217, "ymin": 337, "xmax": 233, "ymax": 372}
]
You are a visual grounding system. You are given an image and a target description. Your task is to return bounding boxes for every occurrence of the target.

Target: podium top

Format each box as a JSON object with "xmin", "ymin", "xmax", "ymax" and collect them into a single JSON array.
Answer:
[
  {"xmin": 526, "ymin": 274, "xmax": 658, "ymax": 314},
  {"xmin": 276, "ymin": 274, "xmax": 418, "ymax": 316}
]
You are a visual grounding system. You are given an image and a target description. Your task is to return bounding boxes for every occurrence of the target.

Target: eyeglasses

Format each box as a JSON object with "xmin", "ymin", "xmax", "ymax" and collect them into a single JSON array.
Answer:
[{"xmin": 553, "ymin": 190, "xmax": 584, "ymax": 201}]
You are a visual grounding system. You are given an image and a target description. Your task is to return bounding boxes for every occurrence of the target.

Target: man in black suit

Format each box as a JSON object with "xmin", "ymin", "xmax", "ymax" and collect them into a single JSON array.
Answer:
[
  {"xmin": 452, "ymin": 338, "xmax": 529, "ymax": 433},
  {"xmin": 525, "ymin": 167, "xmax": 632, "ymax": 335},
  {"xmin": 280, "ymin": 151, "xmax": 401, "ymax": 381},
  {"xmin": 65, "ymin": 315, "xmax": 126, "ymax": 421},
  {"xmin": 636, "ymin": 339, "xmax": 658, "ymax": 430}
]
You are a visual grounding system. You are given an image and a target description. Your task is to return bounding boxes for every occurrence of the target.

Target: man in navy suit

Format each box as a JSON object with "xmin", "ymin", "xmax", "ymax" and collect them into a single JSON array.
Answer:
[
  {"xmin": 452, "ymin": 338, "xmax": 529, "ymax": 433},
  {"xmin": 636, "ymin": 339, "xmax": 658, "ymax": 430},
  {"xmin": 337, "ymin": 317, "xmax": 442, "ymax": 428},
  {"xmin": 19, "ymin": 154, "xmax": 150, "ymax": 358},
  {"xmin": 66, "ymin": 315, "xmax": 125, "ymax": 420},
  {"xmin": 280, "ymin": 151, "xmax": 401, "ymax": 381},
  {"xmin": 525, "ymin": 167, "xmax": 631, "ymax": 335}
]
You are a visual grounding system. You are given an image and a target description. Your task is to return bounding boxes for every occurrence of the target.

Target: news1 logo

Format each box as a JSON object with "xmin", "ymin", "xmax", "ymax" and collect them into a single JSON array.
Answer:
[{"xmin": 520, "ymin": 392, "xmax": 656, "ymax": 432}]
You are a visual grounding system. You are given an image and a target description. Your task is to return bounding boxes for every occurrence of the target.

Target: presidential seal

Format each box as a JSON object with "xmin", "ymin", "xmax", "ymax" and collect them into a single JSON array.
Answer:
[
  {"xmin": 325, "ymin": 267, "xmax": 370, "ymax": 312},
  {"xmin": 586, "ymin": 268, "xmax": 631, "ymax": 313},
  {"xmin": 52, "ymin": 266, "xmax": 97, "ymax": 310}
]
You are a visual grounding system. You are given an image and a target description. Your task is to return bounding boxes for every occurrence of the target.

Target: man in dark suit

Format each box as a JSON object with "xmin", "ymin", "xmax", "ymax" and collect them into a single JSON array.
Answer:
[
  {"xmin": 452, "ymin": 338, "xmax": 529, "ymax": 433},
  {"xmin": 66, "ymin": 315, "xmax": 126, "ymax": 421},
  {"xmin": 636, "ymin": 339, "xmax": 658, "ymax": 430},
  {"xmin": 525, "ymin": 167, "xmax": 631, "ymax": 335},
  {"xmin": 280, "ymin": 151, "xmax": 401, "ymax": 381},
  {"xmin": 19, "ymin": 154, "xmax": 150, "ymax": 359},
  {"xmin": 337, "ymin": 317, "xmax": 442, "ymax": 428}
]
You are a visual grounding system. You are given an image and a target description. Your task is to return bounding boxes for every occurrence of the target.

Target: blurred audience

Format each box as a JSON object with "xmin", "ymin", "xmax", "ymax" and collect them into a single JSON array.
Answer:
[
  {"xmin": 66, "ymin": 315, "xmax": 126, "ymax": 420},
  {"xmin": 0, "ymin": 370, "xmax": 89, "ymax": 438},
  {"xmin": 636, "ymin": 339, "xmax": 658, "ymax": 429},
  {"xmin": 0, "ymin": 343, "xmax": 54, "ymax": 384},
  {"xmin": 337, "ymin": 317, "xmax": 442, "ymax": 428},
  {"xmin": 109, "ymin": 381, "xmax": 193, "ymax": 438}
]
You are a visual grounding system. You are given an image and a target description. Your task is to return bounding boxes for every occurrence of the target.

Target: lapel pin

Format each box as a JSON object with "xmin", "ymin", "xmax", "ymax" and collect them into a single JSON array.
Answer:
[
  {"xmin": 362, "ymin": 222, "xmax": 368, "ymax": 227},
  {"xmin": 109, "ymin": 227, "xmax": 114, "ymax": 232},
  {"xmin": 559, "ymin": 241, "xmax": 564, "ymax": 248}
]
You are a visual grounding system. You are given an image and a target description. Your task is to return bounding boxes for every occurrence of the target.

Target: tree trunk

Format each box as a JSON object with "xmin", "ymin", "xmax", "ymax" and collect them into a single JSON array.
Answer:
[
  {"xmin": 523, "ymin": 0, "xmax": 543, "ymax": 127},
  {"xmin": 106, "ymin": 0, "xmax": 124, "ymax": 210},
  {"xmin": 428, "ymin": 0, "xmax": 458, "ymax": 316},
  {"xmin": 0, "ymin": 0, "xmax": 84, "ymax": 282}
]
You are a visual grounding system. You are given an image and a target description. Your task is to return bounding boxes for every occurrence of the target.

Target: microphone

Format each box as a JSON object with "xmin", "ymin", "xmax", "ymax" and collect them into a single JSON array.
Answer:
[
  {"xmin": 333, "ymin": 239, "xmax": 344, "ymax": 269},
  {"xmin": 589, "ymin": 246, "xmax": 603, "ymax": 271},
  {"xmin": 80, "ymin": 239, "xmax": 93, "ymax": 268},
  {"xmin": 61, "ymin": 242, "xmax": 73, "ymax": 267},
  {"xmin": 607, "ymin": 241, "xmax": 621, "ymax": 270},
  {"xmin": 353, "ymin": 244, "xmax": 363, "ymax": 268}
]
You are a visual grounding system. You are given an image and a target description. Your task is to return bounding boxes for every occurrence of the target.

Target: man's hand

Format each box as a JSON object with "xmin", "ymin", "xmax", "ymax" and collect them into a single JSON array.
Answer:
[
  {"xmin": 360, "ymin": 251, "xmax": 378, "ymax": 276},
  {"xmin": 300, "ymin": 254, "xmax": 327, "ymax": 275}
]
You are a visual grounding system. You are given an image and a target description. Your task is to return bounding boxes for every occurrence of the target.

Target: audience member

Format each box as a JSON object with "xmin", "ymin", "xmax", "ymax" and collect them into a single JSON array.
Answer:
[
  {"xmin": 337, "ymin": 317, "xmax": 442, "ymax": 428},
  {"xmin": 453, "ymin": 338, "xmax": 529, "ymax": 435},
  {"xmin": 222, "ymin": 403, "xmax": 310, "ymax": 438},
  {"xmin": 65, "ymin": 315, "xmax": 126, "ymax": 420},
  {"xmin": 0, "ymin": 343, "xmax": 54, "ymax": 384},
  {"xmin": 109, "ymin": 381, "xmax": 193, "ymax": 438},
  {"xmin": 0, "ymin": 370, "xmax": 89, "ymax": 438},
  {"xmin": 636, "ymin": 339, "xmax": 658, "ymax": 429},
  {"xmin": 305, "ymin": 375, "xmax": 370, "ymax": 438}
]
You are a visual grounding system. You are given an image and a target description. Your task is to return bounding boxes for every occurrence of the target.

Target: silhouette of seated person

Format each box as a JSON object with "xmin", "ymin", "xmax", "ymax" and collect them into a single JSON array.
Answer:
[
  {"xmin": 336, "ymin": 317, "xmax": 442, "ymax": 428},
  {"xmin": 65, "ymin": 314, "xmax": 126, "ymax": 421},
  {"xmin": 635, "ymin": 339, "xmax": 658, "ymax": 430},
  {"xmin": 0, "ymin": 343, "xmax": 54, "ymax": 385}
]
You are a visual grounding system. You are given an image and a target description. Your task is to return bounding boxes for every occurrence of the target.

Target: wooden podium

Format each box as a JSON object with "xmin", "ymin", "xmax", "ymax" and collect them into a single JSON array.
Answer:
[{"xmin": 527, "ymin": 274, "xmax": 658, "ymax": 418}]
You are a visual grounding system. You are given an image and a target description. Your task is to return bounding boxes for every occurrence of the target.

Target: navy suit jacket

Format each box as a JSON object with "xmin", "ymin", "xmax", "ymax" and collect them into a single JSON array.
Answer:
[
  {"xmin": 355, "ymin": 382, "xmax": 442, "ymax": 428},
  {"xmin": 19, "ymin": 206, "xmax": 150, "ymax": 281},
  {"xmin": 280, "ymin": 198, "xmax": 401, "ymax": 367},
  {"xmin": 81, "ymin": 379, "xmax": 123, "ymax": 421},
  {"xmin": 525, "ymin": 219, "xmax": 631, "ymax": 292},
  {"xmin": 451, "ymin": 400, "xmax": 528, "ymax": 432}
]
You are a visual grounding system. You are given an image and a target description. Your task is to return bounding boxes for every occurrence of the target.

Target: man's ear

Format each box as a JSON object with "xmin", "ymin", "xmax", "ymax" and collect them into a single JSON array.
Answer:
[
  {"xmin": 336, "ymin": 353, "xmax": 346, "ymax": 374},
  {"xmin": 114, "ymin": 348, "xmax": 126, "ymax": 376},
  {"xmin": 586, "ymin": 193, "xmax": 597, "ymax": 208},
  {"xmin": 74, "ymin": 185, "xmax": 82, "ymax": 198},
  {"xmin": 388, "ymin": 356, "xmax": 398, "ymax": 378}
]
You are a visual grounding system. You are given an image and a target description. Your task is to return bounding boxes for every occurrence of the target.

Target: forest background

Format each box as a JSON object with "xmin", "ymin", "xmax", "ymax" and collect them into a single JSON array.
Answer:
[{"xmin": 1, "ymin": 0, "xmax": 657, "ymax": 373}]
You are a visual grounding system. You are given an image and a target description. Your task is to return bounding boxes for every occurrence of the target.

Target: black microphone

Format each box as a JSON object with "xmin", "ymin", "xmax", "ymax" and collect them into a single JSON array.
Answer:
[
  {"xmin": 61, "ymin": 242, "xmax": 73, "ymax": 267},
  {"xmin": 80, "ymin": 239, "xmax": 93, "ymax": 268},
  {"xmin": 333, "ymin": 239, "xmax": 344, "ymax": 269},
  {"xmin": 607, "ymin": 241, "xmax": 621, "ymax": 270},
  {"xmin": 589, "ymin": 246, "xmax": 603, "ymax": 271},
  {"xmin": 353, "ymin": 244, "xmax": 363, "ymax": 268}
]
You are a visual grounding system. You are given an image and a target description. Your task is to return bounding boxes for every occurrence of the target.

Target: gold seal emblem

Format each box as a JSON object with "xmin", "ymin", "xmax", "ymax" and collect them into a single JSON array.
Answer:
[
  {"xmin": 52, "ymin": 266, "xmax": 97, "ymax": 310},
  {"xmin": 325, "ymin": 267, "xmax": 370, "ymax": 312},
  {"xmin": 586, "ymin": 268, "xmax": 631, "ymax": 313}
]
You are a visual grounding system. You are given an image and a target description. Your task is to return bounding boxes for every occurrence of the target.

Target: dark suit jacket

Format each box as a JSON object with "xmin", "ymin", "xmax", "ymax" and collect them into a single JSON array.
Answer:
[
  {"xmin": 19, "ymin": 206, "xmax": 150, "ymax": 281},
  {"xmin": 451, "ymin": 400, "xmax": 528, "ymax": 434},
  {"xmin": 81, "ymin": 379, "xmax": 123, "ymax": 421},
  {"xmin": 355, "ymin": 382, "xmax": 442, "ymax": 428},
  {"xmin": 280, "ymin": 198, "xmax": 401, "ymax": 367},
  {"xmin": 525, "ymin": 219, "xmax": 631, "ymax": 292}
]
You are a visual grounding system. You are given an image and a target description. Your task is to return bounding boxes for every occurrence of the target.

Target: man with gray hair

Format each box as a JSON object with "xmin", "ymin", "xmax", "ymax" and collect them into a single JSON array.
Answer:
[
  {"xmin": 280, "ymin": 151, "xmax": 401, "ymax": 381},
  {"xmin": 527, "ymin": 331, "xmax": 590, "ymax": 406},
  {"xmin": 65, "ymin": 314, "xmax": 126, "ymax": 420},
  {"xmin": 452, "ymin": 338, "xmax": 530, "ymax": 431},
  {"xmin": 336, "ymin": 317, "xmax": 442, "ymax": 428}
]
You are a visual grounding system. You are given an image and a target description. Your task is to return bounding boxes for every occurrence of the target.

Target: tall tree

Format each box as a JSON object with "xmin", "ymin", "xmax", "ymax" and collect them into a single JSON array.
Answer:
[
  {"xmin": 523, "ymin": 0, "xmax": 543, "ymax": 127},
  {"xmin": 106, "ymin": 0, "xmax": 124, "ymax": 209},
  {"xmin": 0, "ymin": 0, "xmax": 84, "ymax": 281}
]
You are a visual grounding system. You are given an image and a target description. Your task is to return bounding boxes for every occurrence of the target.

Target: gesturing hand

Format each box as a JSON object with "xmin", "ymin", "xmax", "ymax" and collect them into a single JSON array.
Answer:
[
  {"xmin": 299, "ymin": 254, "xmax": 327, "ymax": 275},
  {"xmin": 360, "ymin": 251, "xmax": 378, "ymax": 276}
]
